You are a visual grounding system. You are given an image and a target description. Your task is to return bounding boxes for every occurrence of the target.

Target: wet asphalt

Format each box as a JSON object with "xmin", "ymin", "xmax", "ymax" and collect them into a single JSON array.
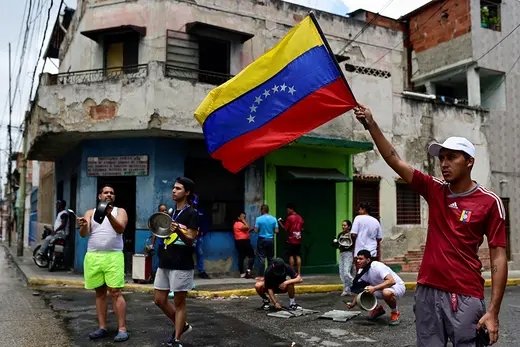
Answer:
[
  {"xmin": 0, "ymin": 246, "xmax": 72, "ymax": 347},
  {"xmin": 2, "ymin": 244, "xmax": 520, "ymax": 347}
]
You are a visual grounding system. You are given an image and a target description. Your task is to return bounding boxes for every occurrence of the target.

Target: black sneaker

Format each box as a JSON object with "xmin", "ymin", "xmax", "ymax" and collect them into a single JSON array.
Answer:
[
  {"xmin": 199, "ymin": 272, "xmax": 210, "ymax": 279},
  {"xmin": 261, "ymin": 301, "xmax": 270, "ymax": 311},
  {"xmin": 181, "ymin": 322, "xmax": 192, "ymax": 336},
  {"xmin": 244, "ymin": 270, "xmax": 252, "ymax": 279},
  {"xmin": 167, "ymin": 323, "xmax": 192, "ymax": 346},
  {"xmin": 289, "ymin": 303, "xmax": 302, "ymax": 310}
]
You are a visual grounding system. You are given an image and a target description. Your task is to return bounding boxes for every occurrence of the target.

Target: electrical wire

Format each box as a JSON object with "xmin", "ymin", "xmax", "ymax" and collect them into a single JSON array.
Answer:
[
  {"xmin": 351, "ymin": 0, "xmax": 449, "ymax": 80},
  {"xmin": 28, "ymin": 0, "xmax": 56, "ymax": 105},
  {"xmin": 480, "ymin": 53, "xmax": 520, "ymax": 105},
  {"xmin": 336, "ymin": 0, "xmax": 395, "ymax": 54}
]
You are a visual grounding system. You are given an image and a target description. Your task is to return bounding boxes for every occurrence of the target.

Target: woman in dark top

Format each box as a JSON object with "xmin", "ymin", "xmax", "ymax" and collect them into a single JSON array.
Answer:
[{"xmin": 332, "ymin": 220, "xmax": 354, "ymax": 296}]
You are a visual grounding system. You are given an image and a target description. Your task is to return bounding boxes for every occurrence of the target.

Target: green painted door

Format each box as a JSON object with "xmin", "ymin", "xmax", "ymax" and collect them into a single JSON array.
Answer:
[{"xmin": 276, "ymin": 179, "xmax": 337, "ymax": 273}]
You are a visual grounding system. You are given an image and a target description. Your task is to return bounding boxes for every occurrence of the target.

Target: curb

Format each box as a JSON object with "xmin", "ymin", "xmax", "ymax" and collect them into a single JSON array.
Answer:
[
  {"xmin": 21, "ymin": 277, "xmax": 520, "ymax": 298},
  {"xmin": 5, "ymin": 244, "xmax": 519, "ymax": 297}
]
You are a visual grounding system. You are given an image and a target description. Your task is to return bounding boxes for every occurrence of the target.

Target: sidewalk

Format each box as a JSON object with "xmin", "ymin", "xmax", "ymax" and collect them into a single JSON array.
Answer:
[{"xmin": 3, "ymin": 243, "xmax": 520, "ymax": 297}]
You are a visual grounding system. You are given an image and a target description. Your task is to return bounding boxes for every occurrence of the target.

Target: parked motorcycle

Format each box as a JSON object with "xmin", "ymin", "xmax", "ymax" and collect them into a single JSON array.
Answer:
[{"xmin": 32, "ymin": 226, "xmax": 67, "ymax": 271}]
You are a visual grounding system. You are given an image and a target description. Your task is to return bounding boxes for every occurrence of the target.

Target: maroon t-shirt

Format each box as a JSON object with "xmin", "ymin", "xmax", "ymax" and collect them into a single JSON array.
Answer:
[
  {"xmin": 411, "ymin": 170, "xmax": 506, "ymax": 299},
  {"xmin": 284, "ymin": 213, "xmax": 304, "ymax": 244}
]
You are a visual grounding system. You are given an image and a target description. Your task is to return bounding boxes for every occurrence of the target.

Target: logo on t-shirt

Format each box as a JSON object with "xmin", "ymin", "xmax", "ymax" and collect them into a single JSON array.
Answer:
[
  {"xmin": 459, "ymin": 210, "xmax": 472, "ymax": 222},
  {"xmin": 449, "ymin": 202, "xmax": 458, "ymax": 209}
]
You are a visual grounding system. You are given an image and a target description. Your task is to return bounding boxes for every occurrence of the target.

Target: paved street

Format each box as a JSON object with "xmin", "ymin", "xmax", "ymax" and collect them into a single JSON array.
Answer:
[
  {"xmin": 0, "ymin": 246, "xmax": 72, "ymax": 347},
  {"xmin": 39, "ymin": 284, "xmax": 520, "ymax": 347},
  {"xmin": 2, "ymin": 244, "xmax": 520, "ymax": 347}
]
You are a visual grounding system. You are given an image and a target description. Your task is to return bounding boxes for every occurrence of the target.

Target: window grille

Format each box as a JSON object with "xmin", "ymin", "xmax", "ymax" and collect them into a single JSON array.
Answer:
[{"xmin": 396, "ymin": 183, "xmax": 421, "ymax": 224}]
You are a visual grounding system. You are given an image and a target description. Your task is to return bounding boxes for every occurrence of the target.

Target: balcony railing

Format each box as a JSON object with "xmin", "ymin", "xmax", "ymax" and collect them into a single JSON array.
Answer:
[
  {"xmin": 164, "ymin": 64, "xmax": 234, "ymax": 86},
  {"xmin": 57, "ymin": 64, "xmax": 148, "ymax": 85}
]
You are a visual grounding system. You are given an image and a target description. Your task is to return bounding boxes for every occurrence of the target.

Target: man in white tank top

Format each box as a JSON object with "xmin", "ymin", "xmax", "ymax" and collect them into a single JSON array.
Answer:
[{"xmin": 77, "ymin": 185, "xmax": 129, "ymax": 342}]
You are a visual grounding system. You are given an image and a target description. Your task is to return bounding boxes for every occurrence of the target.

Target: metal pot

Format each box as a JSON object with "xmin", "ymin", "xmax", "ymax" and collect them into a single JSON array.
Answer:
[
  {"xmin": 356, "ymin": 290, "xmax": 377, "ymax": 311},
  {"xmin": 94, "ymin": 201, "xmax": 112, "ymax": 224},
  {"xmin": 148, "ymin": 212, "xmax": 175, "ymax": 238}
]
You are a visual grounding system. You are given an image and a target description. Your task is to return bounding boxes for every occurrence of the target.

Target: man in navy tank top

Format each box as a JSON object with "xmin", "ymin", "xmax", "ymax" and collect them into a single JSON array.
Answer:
[{"xmin": 153, "ymin": 177, "xmax": 200, "ymax": 347}]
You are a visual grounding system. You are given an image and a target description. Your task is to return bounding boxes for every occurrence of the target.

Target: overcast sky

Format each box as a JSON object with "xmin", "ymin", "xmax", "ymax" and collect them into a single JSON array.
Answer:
[{"xmin": 0, "ymin": 0, "xmax": 430, "ymax": 185}]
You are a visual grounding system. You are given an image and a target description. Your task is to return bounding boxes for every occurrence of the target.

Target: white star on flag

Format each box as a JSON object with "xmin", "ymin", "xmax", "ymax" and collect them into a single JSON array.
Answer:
[
  {"xmin": 255, "ymin": 96, "xmax": 262, "ymax": 104},
  {"xmin": 250, "ymin": 104, "xmax": 257, "ymax": 112},
  {"xmin": 280, "ymin": 84, "xmax": 287, "ymax": 91},
  {"xmin": 263, "ymin": 89, "xmax": 270, "ymax": 97},
  {"xmin": 288, "ymin": 86, "xmax": 296, "ymax": 95},
  {"xmin": 272, "ymin": 85, "xmax": 279, "ymax": 93},
  {"xmin": 247, "ymin": 115, "xmax": 255, "ymax": 123}
]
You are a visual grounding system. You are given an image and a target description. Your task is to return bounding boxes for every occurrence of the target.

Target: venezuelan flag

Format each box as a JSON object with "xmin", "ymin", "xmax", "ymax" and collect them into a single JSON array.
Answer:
[{"xmin": 194, "ymin": 13, "xmax": 357, "ymax": 173}]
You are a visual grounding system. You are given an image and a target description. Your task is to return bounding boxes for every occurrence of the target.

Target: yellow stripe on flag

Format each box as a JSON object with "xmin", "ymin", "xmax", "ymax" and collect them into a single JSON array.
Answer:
[{"xmin": 194, "ymin": 16, "xmax": 323, "ymax": 125}]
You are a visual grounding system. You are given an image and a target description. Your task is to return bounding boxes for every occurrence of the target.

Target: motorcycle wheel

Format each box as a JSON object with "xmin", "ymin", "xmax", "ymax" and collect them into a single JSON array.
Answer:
[
  {"xmin": 48, "ymin": 252, "xmax": 56, "ymax": 272},
  {"xmin": 33, "ymin": 246, "xmax": 49, "ymax": 268}
]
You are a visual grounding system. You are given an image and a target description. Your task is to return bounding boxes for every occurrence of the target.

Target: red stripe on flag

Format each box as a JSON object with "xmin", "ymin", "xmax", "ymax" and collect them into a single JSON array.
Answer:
[{"xmin": 211, "ymin": 77, "xmax": 356, "ymax": 173}]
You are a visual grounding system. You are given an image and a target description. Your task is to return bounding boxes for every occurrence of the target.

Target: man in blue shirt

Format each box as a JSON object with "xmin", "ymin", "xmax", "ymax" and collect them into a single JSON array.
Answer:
[
  {"xmin": 192, "ymin": 194, "xmax": 210, "ymax": 279},
  {"xmin": 254, "ymin": 204, "xmax": 278, "ymax": 280}
]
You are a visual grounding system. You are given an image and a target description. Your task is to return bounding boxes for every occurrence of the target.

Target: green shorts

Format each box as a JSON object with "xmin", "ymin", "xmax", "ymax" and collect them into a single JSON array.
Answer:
[{"xmin": 84, "ymin": 251, "xmax": 125, "ymax": 290}]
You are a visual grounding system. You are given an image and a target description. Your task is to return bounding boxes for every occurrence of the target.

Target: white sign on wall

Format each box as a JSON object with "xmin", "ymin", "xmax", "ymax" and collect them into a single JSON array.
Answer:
[{"xmin": 87, "ymin": 156, "xmax": 149, "ymax": 176}]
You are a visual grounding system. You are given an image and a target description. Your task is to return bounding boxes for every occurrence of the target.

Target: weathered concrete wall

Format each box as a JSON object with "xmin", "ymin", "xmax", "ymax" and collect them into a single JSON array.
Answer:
[
  {"xmin": 32, "ymin": 0, "xmax": 404, "ymax": 158},
  {"xmin": 411, "ymin": 33, "xmax": 472, "ymax": 77},
  {"xmin": 32, "ymin": 0, "xmax": 497, "ymax": 266},
  {"xmin": 470, "ymin": 0, "xmax": 520, "ymax": 268},
  {"xmin": 352, "ymin": 96, "xmax": 490, "ymax": 259},
  {"xmin": 59, "ymin": 0, "xmax": 403, "ymax": 73}
]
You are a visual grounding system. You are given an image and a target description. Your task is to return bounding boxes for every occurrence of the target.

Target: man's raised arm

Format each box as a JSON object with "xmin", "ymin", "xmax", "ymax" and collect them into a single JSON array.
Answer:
[{"xmin": 354, "ymin": 105, "xmax": 414, "ymax": 184}]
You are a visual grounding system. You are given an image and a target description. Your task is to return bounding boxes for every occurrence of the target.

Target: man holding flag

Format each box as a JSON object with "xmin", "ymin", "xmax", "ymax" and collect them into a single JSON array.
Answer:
[{"xmin": 353, "ymin": 105, "xmax": 507, "ymax": 346}]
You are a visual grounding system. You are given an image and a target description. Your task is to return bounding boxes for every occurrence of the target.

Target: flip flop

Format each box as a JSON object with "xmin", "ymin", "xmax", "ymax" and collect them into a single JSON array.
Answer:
[
  {"xmin": 114, "ymin": 331, "xmax": 129, "ymax": 342},
  {"xmin": 88, "ymin": 328, "xmax": 107, "ymax": 340}
]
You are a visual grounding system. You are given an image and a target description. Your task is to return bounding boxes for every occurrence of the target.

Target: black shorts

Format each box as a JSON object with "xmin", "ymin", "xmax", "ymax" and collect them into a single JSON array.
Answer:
[
  {"xmin": 267, "ymin": 286, "xmax": 288, "ymax": 294},
  {"xmin": 285, "ymin": 243, "xmax": 301, "ymax": 256}
]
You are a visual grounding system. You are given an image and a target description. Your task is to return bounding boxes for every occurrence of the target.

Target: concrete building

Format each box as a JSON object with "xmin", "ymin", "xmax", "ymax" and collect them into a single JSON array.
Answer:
[
  {"xmin": 26, "ymin": 0, "xmax": 494, "ymax": 275},
  {"xmin": 398, "ymin": 0, "xmax": 518, "ymax": 269}
]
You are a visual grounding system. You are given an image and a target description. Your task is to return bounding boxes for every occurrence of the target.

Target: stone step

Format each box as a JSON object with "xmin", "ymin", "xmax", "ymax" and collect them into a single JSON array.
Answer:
[{"xmin": 405, "ymin": 250, "xmax": 424, "ymax": 256}]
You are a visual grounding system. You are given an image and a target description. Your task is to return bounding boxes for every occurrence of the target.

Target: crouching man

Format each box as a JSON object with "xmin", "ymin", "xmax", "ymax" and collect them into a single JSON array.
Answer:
[
  {"xmin": 255, "ymin": 258, "xmax": 303, "ymax": 311},
  {"xmin": 346, "ymin": 250, "xmax": 405, "ymax": 325}
]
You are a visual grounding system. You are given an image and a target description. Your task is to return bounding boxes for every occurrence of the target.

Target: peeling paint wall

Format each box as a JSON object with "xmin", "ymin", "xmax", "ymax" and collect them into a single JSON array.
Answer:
[
  {"xmin": 29, "ymin": 0, "xmax": 496, "ymax": 266},
  {"xmin": 30, "ymin": 0, "xmax": 405, "ymax": 158}
]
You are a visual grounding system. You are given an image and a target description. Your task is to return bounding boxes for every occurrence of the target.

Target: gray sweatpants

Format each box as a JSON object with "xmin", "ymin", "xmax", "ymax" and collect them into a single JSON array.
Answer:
[
  {"xmin": 339, "ymin": 251, "xmax": 354, "ymax": 294},
  {"xmin": 414, "ymin": 284, "xmax": 486, "ymax": 347}
]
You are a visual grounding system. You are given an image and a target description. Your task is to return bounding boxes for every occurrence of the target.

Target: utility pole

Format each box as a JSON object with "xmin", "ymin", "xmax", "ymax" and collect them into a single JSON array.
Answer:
[
  {"xmin": 17, "ymin": 113, "xmax": 28, "ymax": 256},
  {"xmin": 7, "ymin": 43, "xmax": 13, "ymax": 248}
]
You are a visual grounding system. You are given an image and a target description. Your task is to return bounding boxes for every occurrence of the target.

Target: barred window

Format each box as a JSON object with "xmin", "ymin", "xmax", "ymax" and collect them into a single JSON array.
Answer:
[
  {"xmin": 396, "ymin": 182, "xmax": 421, "ymax": 224},
  {"xmin": 353, "ymin": 179, "xmax": 380, "ymax": 220}
]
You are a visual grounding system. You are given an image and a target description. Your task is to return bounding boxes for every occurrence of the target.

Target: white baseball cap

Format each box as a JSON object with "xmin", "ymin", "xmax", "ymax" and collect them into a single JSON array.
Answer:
[{"xmin": 428, "ymin": 137, "xmax": 476, "ymax": 158}]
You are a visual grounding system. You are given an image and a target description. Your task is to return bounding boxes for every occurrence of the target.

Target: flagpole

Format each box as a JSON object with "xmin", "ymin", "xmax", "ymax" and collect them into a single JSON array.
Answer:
[{"xmin": 308, "ymin": 11, "xmax": 368, "ymax": 129}]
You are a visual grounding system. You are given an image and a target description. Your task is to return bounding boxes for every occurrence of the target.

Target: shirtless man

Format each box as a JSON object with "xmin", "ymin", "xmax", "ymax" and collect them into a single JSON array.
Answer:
[{"xmin": 77, "ymin": 185, "xmax": 129, "ymax": 342}]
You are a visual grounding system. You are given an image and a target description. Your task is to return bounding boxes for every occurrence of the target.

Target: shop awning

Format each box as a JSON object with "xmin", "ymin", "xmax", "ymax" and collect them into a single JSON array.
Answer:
[{"xmin": 278, "ymin": 166, "xmax": 352, "ymax": 182}]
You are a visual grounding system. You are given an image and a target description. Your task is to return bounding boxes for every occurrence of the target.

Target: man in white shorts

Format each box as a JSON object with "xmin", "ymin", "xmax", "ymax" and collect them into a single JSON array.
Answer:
[
  {"xmin": 346, "ymin": 249, "xmax": 405, "ymax": 326},
  {"xmin": 153, "ymin": 177, "xmax": 200, "ymax": 347}
]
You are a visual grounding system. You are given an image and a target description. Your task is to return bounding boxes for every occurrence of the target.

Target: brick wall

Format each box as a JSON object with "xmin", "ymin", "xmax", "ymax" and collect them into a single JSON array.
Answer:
[
  {"xmin": 408, "ymin": 0, "xmax": 471, "ymax": 53},
  {"xmin": 366, "ymin": 12, "xmax": 405, "ymax": 32}
]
